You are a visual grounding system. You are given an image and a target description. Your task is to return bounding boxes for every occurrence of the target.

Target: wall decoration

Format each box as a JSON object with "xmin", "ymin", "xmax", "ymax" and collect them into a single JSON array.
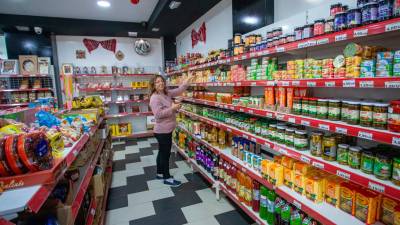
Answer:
[
  {"xmin": 83, "ymin": 38, "xmax": 117, "ymax": 53},
  {"xmin": 191, "ymin": 22, "xmax": 206, "ymax": 48},
  {"xmin": 61, "ymin": 63, "xmax": 73, "ymax": 75},
  {"xmin": 38, "ymin": 57, "xmax": 50, "ymax": 75},
  {"xmin": 134, "ymin": 39, "xmax": 151, "ymax": 56},
  {"xmin": 100, "ymin": 65, "xmax": 107, "ymax": 74},
  {"xmin": 19, "ymin": 55, "xmax": 38, "ymax": 75},
  {"xmin": 75, "ymin": 50, "xmax": 86, "ymax": 59},
  {"xmin": 1, "ymin": 59, "xmax": 18, "ymax": 75},
  {"xmin": 115, "ymin": 50, "xmax": 124, "ymax": 61},
  {"xmin": 90, "ymin": 66, "xmax": 97, "ymax": 74},
  {"xmin": 74, "ymin": 66, "xmax": 81, "ymax": 75}
]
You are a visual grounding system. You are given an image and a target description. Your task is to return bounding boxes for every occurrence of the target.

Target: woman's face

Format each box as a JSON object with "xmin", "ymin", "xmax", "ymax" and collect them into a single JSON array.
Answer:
[{"xmin": 155, "ymin": 77, "xmax": 165, "ymax": 93}]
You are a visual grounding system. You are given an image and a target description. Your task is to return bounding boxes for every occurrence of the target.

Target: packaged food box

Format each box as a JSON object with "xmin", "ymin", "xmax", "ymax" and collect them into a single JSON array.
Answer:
[
  {"xmin": 355, "ymin": 188, "xmax": 379, "ymax": 224},
  {"xmin": 360, "ymin": 60, "xmax": 376, "ymax": 78},
  {"xmin": 376, "ymin": 51, "xmax": 394, "ymax": 77},
  {"xmin": 378, "ymin": 196, "xmax": 400, "ymax": 225},
  {"xmin": 324, "ymin": 175, "xmax": 343, "ymax": 207},
  {"xmin": 281, "ymin": 156, "xmax": 295, "ymax": 169},
  {"xmin": 283, "ymin": 167, "xmax": 294, "ymax": 188},
  {"xmin": 267, "ymin": 162, "xmax": 283, "ymax": 186},
  {"xmin": 340, "ymin": 182, "xmax": 359, "ymax": 215},
  {"xmin": 305, "ymin": 172, "xmax": 325, "ymax": 203}
]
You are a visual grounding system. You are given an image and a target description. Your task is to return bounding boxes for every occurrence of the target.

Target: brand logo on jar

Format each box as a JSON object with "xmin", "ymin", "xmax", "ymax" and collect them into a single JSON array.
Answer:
[{"xmin": 368, "ymin": 181, "xmax": 385, "ymax": 193}]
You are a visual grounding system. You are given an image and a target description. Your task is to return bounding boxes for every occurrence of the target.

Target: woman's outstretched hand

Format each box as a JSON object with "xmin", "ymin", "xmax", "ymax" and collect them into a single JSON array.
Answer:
[{"xmin": 182, "ymin": 74, "xmax": 194, "ymax": 85}]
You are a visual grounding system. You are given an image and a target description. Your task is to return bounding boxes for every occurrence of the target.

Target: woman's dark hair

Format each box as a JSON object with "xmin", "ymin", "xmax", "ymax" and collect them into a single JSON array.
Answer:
[{"xmin": 149, "ymin": 75, "xmax": 168, "ymax": 96}]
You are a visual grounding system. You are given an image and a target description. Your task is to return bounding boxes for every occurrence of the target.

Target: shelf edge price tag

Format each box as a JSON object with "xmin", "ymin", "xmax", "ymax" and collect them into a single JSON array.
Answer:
[
  {"xmin": 298, "ymin": 41, "xmax": 309, "ymax": 49},
  {"xmin": 292, "ymin": 81, "xmax": 300, "ymax": 86},
  {"xmin": 392, "ymin": 137, "xmax": 400, "ymax": 146},
  {"xmin": 281, "ymin": 81, "xmax": 290, "ymax": 86},
  {"xmin": 360, "ymin": 80, "xmax": 374, "ymax": 88},
  {"xmin": 278, "ymin": 148, "xmax": 288, "ymax": 155},
  {"xmin": 368, "ymin": 181, "xmax": 385, "ymax": 193},
  {"xmin": 358, "ymin": 131, "xmax": 373, "ymax": 140},
  {"xmin": 227, "ymin": 128, "xmax": 232, "ymax": 132},
  {"xmin": 251, "ymin": 82, "xmax": 257, "ymax": 86},
  {"xmin": 276, "ymin": 46, "xmax": 285, "ymax": 52},
  {"xmin": 300, "ymin": 155, "xmax": 311, "ymax": 164},
  {"xmin": 386, "ymin": 22, "xmax": 400, "ymax": 32},
  {"xmin": 325, "ymin": 81, "xmax": 335, "ymax": 87},
  {"xmin": 312, "ymin": 161, "xmax": 324, "ymax": 169},
  {"xmin": 301, "ymin": 120, "xmax": 310, "ymax": 126},
  {"xmin": 293, "ymin": 200, "xmax": 302, "ymax": 209},
  {"xmin": 248, "ymin": 109, "xmax": 254, "ymax": 114},
  {"xmin": 319, "ymin": 124, "xmax": 330, "ymax": 131},
  {"xmin": 307, "ymin": 81, "xmax": 316, "ymax": 87},
  {"xmin": 335, "ymin": 33, "xmax": 347, "ymax": 42},
  {"xmin": 353, "ymin": 29, "xmax": 368, "ymax": 37},
  {"xmin": 343, "ymin": 79, "xmax": 355, "ymax": 87},
  {"xmin": 266, "ymin": 112, "xmax": 273, "ymax": 118},
  {"xmin": 335, "ymin": 127, "xmax": 348, "ymax": 135},
  {"xmin": 251, "ymin": 137, "xmax": 257, "ymax": 142},
  {"xmin": 316, "ymin": 38, "xmax": 329, "ymax": 45},
  {"xmin": 336, "ymin": 170, "xmax": 351, "ymax": 180},
  {"xmin": 276, "ymin": 114, "xmax": 285, "ymax": 120},
  {"xmin": 243, "ymin": 134, "xmax": 249, "ymax": 139},
  {"xmin": 385, "ymin": 81, "xmax": 400, "ymax": 88},
  {"xmin": 288, "ymin": 117, "xmax": 296, "ymax": 123}
]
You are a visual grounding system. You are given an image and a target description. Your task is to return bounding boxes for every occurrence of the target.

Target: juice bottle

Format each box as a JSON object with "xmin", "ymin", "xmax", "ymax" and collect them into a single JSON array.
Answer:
[
  {"xmin": 225, "ymin": 163, "xmax": 231, "ymax": 188},
  {"xmin": 275, "ymin": 197, "xmax": 285, "ymax": 225},
  {"xmin": 245, "ymin": 176, "xmax": 253, "ymax": 207},
  {"xmin": 266, "ymin": 189, "xmax": 276, "ymax": 225},
  {"xmin": 252, "ymin": 180, "xmax": 260, "ymax": 212},
  {"xmin": 281, "ymin": 203, "xmax": 291, "ymax": 225},
  {"xmin": 259, "ymin": 185, "xmax": 268, "ymax": 220},
  {"xmin": 218, "ymin": 128, "xmax": 226, "ymax": 148},
  {"xmin": 231, "ymin": 166, "xmax": 237, "ymax": 192}
]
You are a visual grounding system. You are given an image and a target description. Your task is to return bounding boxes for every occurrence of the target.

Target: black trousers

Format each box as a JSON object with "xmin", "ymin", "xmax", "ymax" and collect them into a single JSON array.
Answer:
[{"xmin": 154, "ymin": 132, "xmax": 173, "ymax": 179}]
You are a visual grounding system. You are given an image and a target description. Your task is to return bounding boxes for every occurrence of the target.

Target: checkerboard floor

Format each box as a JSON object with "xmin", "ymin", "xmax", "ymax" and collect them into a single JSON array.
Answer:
[{"xmin": 105, "ymin": 137, "xmax": 254, "ymax": 225}]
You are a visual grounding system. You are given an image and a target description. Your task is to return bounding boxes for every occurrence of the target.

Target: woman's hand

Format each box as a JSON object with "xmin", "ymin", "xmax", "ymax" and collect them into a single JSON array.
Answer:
[{"xmin": 171, "ymin": 102, "xmax": 181, "ymax": 111}]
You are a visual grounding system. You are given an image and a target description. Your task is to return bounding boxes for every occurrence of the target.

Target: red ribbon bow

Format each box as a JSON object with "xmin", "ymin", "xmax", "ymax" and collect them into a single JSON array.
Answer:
[
  {"xmin": 83, "ymin": 38, "xmax": 117, "ymax": 53},
  {"xmin": 191, "ymin": 22, "xmax": 206, "ymax": 48}
]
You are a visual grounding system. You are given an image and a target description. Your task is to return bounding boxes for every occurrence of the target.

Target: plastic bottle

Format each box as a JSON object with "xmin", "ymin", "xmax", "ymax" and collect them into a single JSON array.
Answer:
[
  {"xmin": 245, "ymin": 176, "xmax": 253, "ymax": 207},
  {"xmin": 252, "ymin": 180, "xmax": 260, "ymax": 212},
  {"xmin": 274, "ymin": 197, "xmax": 285, "ymax": 225},
  {"xmin": 219, "ymin": 159, "xmax": 224, "ymax": 183},
  {"xmin": 281, "ymin": 203, "xmax": 291, "ymax": 225},
  {"xmin": 231, "ymin": 165, "xmax": 237, "ymax": 192},
  {"xmin": 290, "ymin": 209, "xmax": 302, "ymax": 225},
  {"xmin": 259, "ymin": 185, "xmax": 268, "ymax": 220},
  {"xmin": 266, "ymin": 189, "xmax": 277, "ymax": 225}
]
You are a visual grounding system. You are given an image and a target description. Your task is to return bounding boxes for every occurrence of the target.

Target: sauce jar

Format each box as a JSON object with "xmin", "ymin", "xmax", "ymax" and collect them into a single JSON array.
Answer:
[
  {"xmin": 341, "ymin": 100, "xmax": 350, "ymax": 123},
  {"xmin": 302, "ymin": 98, "xmax": 309, "ymax": 116},
  {"xmin": 302, "ymin": 24, "xmax": 314, "ymax": 39},
  {"xmin": 347, "ymin": 8, "xmax": 362, "ymax": 28},
  {"xmin": 285, "ymin": 128, "xmax": 295, "ymax": 147},
  {"xmin": 393, "ymin": 156, "xmax": 400, "ymax": 186},
  {"xmin": 308, "ymin": 98, "xmax": 318, "ymax": 117},
  {"xmin": 361, "ymin": 149, "xmax": 375, "ymax": 174},
  {"xmin": 294, "ymin": 130, "xmax": 308, "ymax": 151},
  {"xmin": 328, "ymin": 99, "xmax": 341, "ymax": 120},
  {"xmin": 388, "ymin": 100, "xmax": 400, "ymax": 132},
  {"xmin": 277, "ymin": 126, "xmax": 287, "ymax": 144},
  {"xmin": 314, "ymin": 19, "xmax": 325, "ymax": 36},
  {"xmin": 322, "ymin": 135, "xmax": 337, "ymax": 161},
  {"xmin": 325, "ymin": 19, "xmax": 335, "ymax": 33},
  {"xmin": 348, "ymin": 146, "xmax": 362, "ymax": 169},
  {"xmin": 268, "ymin": 124, "xmax": 277, "ymax": 141},
  {"xmin": 331, "ymin": 3, "xmax": 343, "ymax": 17},
  {"xmin": 273, "ymin": 28, "xmax": 283, "ymax": 37},
  {"xmin": 394, "ymin": 0, "xmax": 400, "ymax": 17},
  {"xmin": 317, "ymin": 99, "xmax": 329, "ymax": 119},
  {"xmin": 334, "ymin": 12, "xmax": 348, "ymax": 31},
  {"xmin": 310, "ymin": 132, "xmax": 323, "ymax": 157},
  {"xmin": 360, "ymin": 102, "xmax": 374, "ymax": 127},
  {"xmin": 337, "ymin": 144, "xmax": 350, "ymax": 165},
  {"xmin": 378, "ymin": 0, "xmax": 393, "ymax": 21},
  {"xmin": 267, "ymin": 31, "xmax": 273, "ymax": 39},
  {"xmin": 362, "ymin": 3, "xmax": 379, "ymax": 25},
  {"xmin": 374, "ymin": 152, "xmax": 392, "ymax": 180},
  {"xmin": 348, "ymin": 101, "xmax": 361, "ymax": 125},
  {"xmin": 286, "ymin": 34, "xmax": 295, "ymax": 43},
  {"xmin": 294, "ymin": 27, "xmax": 303, "ymax": 40},
  {"xmin": 373, "ymin": 103, "xmax": 389, "ymax": 130},
  {"xmin": 293, "ymin": 97, "xmax": 302, "ymax": 115}
]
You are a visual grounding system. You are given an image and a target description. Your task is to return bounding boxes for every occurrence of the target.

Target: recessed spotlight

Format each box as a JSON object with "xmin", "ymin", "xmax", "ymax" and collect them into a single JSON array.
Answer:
[
  {"xmin": 242, "ymin": 16, "xmax": 259, "ymax": 25},
  {"xmin": 152, "ymin": 27, "xmax": 160, "ymax": 32},
  {"xmin": 97, "ymin": 0, "xmax": 110, "ymax": 7}
]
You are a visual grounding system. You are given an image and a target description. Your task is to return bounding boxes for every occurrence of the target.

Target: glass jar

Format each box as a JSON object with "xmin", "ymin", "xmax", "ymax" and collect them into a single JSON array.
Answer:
[
  {"xmin": 261, "ymin": 122, "xmax": 269, "ymax": 138},
  {"xmin": 348, "ymin": 146, "xmax": 362, "ymax": 169},
  {"xmin": 360, "ymin": 102, "xmax": 374, "ymax": 127},
  {"xmin": 314, "ymin": 19, "xmax": 325, "ymax": 36},
  {"xmin": 308, "ymin": 98, "xmax": 317, "ymax": 117},
  {"xmin": 362, "ymin": 3, "xmax": 379, "ymax": 25},
  {"xmin": 331, "ymin": 3, "xmax": 343, "ymax": 17},
  {"xmin": 373, "ymin": 103, "xmax": 389, "ymax": 129},
  {"xmin": 337, "ymin": 144, "xmax": 350, "ymax": 165},
  {"xmin": 302, "ymin": 24, "xmax": 314, "ymax": 39},
  {"xmin": 334, "ymin": 12, "xmax": 348, "ymax": 31},
  {"xmin": 294, "ymin": 130, "xmax": 308, "ymax": 151},
  {"xmin": 277, "ymin": 126, "xmax": 287, "ymax": 144},
  {"xmin": 302, "ymin": 98, "xmax": 309, "ymax": 116},
  {"xmin": 285, "ymin": 128, "xmax": 295, "ymax": 147},
  {"xmin": 273, "ymin": 28, "xmax": 283, "ymax": 37},
  {"xmin": 322, "ymin": 135, "xmax": 337, "ymax": 161},
  {"xmin": 374, "ymin": 152, "xmax": 392, "ymax": 180},
  {"xmin": 325, "ymin": 19, "xmax": 334, "ymax": 33},
  {"xmin": 348, "ymin": 101, "xmax": 361, "ymax": 125},
  {"xmin": 328, "ymin": 100, "xmax": 341, "ymax": 120},
  {"xmin": 234, "ymin": 33, "xmax": 242, "ymax": 45},
  {"xmin": 286, "ymin": 34, "xmax": 295, "ymax": 43},
  {"xmin": 341, "ymin": 101, "xmax": 350, "ymax": 123},
  {"xmin": 310, "ymin": 132, "xmax": 323, "ymax": 157},
  {"xmin": 389, "ymin": 100, "xmax": 400, "ymax": 132},
  {"xmin": 293, "ymin": 97, "xmax": 302, "ymax": 115},
  {"xmin": 317, "ymin": 99, "xmax": 329, "ymax": 119},
  {"xmin": 347, "ymin": 8, "xmax": 362, "ymax": 28},
  {"xmin": 361, "ymin": 149, "xmax": 375, "ymax": 174},
  {"xmin": 294, "ymin": 27, "xmax": 303, "ymax": 40},
  {"xmin": 393, "ymin": 157, "xmax": 400, "ymax": 186},
  {"xmin": 268, "ymin": 124, "xmax": 277, "ymax": 141}
]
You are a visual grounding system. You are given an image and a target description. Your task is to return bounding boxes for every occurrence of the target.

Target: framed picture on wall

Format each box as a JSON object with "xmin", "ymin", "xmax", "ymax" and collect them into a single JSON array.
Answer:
[
  {"xmin": 19, "ymin": 55, "xmax": 38, "ymax": 75},
  {"xmin": 38, "ymin": 57, "xmax": 51, "ymax": 75},
  {"xmin": 1, "ymin": 59, "xmax": 19, "ymax": 75},
  {"xmin": 61, "ymin": 63, "xmax": 74, "ymax": 75}
]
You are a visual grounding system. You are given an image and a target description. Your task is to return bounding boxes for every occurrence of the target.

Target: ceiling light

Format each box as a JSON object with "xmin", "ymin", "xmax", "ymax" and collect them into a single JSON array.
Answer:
[
  {"xmin": 242, "ymin": 16, "xmax": 259, "ymax": 25},
  {"xmin": 97, "ymin": 0, "xmax": 110, "ymax": 7},
  {"xmin": 15, "ymin": 26, "xmax": 30, "ymax": 31},
  {"xmin": 128, "ymin": 31, "xmax": 138, "ymax": 37},
  {"xmin": 152, "ymin": 27, "xmax": 160, "ymax": 32},
  {"xmin": 169, "ymin": 1, "xmax": 181, "ymax": 9}
]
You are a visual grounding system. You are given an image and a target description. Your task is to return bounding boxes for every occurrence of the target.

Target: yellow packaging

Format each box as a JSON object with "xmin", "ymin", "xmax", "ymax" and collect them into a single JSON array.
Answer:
[
  {"xmin": 379, "ymin": 196, "xmax": 400, "ymax": 225},
  {"xmin": 110, "ymin": 124, "xmax": 118, "ymax": 136},
  {"xmin": 283, "ymin": 167, "xmax": 294, "ymax": 188},
  {"xmin": 340, "ymin": 182, "xmax": 358, "ymax": 215},
  {"xmin": 281, "ymin": 156, "xmax": 295, "ymax": 169},
  {"xmin": 305, "ymin": 173, "xmax": 324, "ymax": 203},
  {"xmin": 267, "ymin": 163, "xmax": 283, "ymax": 186},
  {"xmin": 355, "ymin": 189, "xmax": 379, "ymax": 224},
  {"xmin": 293, "ymin": 173, "xmax": 306, "ymax": 195},
  {"xmin": 394, "ymin": 205, "xmax": 400, "ymax": 225},
  {"xmin": 261, "ymin": 159, "xmax": 270, "ymax": 179},
  {"xmin": 293, "ymin": 162, "xmax": 311, "ymax": 175},
  {"xmin": 324, "ymin": 176, "xmax": 343, "ymax": 207},
  {"xmin": 116, "ymin": 123, "xmax": 132, "ymax": 136},
  {"xmin": 46, "ymin": 131, "xmax": 64, "ymax": 158}
]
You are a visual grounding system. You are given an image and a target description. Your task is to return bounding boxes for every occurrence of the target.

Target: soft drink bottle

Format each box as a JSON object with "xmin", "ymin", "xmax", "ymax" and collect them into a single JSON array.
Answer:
[
  {"xmin": 266, "ymin": 189, "xmax": 276, "ymax": 225},
  {"xmin": 259, "ymin": 185, "xmax": 268, "ymax": 220}
]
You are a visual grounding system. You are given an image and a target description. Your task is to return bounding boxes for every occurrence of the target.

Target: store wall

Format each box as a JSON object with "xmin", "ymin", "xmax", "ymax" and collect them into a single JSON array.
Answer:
[
  {"xmin": 175, "ymin": 0, "xmax": 233, "ymax": 56},
  {"xmin": 56, "ymin": 36, "xmax": 163, "ymax": 73},
  {"xmin": 246, "ymin": 0, "xmax": 356, "ymax": 36}
]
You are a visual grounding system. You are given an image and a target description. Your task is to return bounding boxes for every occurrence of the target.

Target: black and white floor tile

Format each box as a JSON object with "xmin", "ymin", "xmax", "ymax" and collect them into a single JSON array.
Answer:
[{"xmin": 106, "ymin": 137, "xmax": 254, "ymax": 225}]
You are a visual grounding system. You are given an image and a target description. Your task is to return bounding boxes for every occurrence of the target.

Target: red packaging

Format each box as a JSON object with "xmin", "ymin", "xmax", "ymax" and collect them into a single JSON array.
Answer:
[
  {"xmin": 4, "ymin": 135, "xmax": 28, "ymax": 175},
  {"xmin": 252, "ymin": 180, "xmax": 260, "ymax": 212},
  {"xmin": 0, "ymin": 137, "xmax": 12, "ymax": 177}
]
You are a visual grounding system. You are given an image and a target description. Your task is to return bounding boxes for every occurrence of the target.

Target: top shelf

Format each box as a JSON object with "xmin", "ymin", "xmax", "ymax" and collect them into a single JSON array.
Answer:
[
  {"xmin": 166, "ymin": 17, "xmax": 400, "ymax": 76},
  {"xmin": 74, "ymin": 73, "xmax": 155, "ymax": 78},
  {"xmin": 0, "ymin": 74, "xmax": 51, "ymax": 78}
]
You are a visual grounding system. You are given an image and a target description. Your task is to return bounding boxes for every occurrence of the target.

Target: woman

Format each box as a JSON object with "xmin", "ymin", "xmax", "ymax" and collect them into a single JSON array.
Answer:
[{"xmin": 149, "ymin": 75, "xmax": 192, "ymax": 186}]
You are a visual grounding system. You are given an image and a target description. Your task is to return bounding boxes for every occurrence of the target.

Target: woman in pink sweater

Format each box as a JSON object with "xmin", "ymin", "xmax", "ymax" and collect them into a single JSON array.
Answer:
[{"xmin": 149, "ymin": 75, "xmax": 192, "ymax": 186}]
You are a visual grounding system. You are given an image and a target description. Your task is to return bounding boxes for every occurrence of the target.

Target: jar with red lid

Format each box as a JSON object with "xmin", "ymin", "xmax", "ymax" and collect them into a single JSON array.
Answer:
[
  {"xmin": 267, "ymin": 31, "xmax": 273, "ymax": 39},
  {"xmin": 314, "ymin": 19, "xmax": 325, "ymax": 36},
  {"xmin": 388, "ymin": 100, "xmax": 400, "ymax": 132},
  {"xmin": 286, "ymin": 34, "xmax": 295, "ymax": 43},
  {"xmin": 273, "ymin": 28, "xmax": 283, "ymax": 37},
  {"xmin": 279, "ymin": 36, "xmax": 287, "ymax": 45},
  {"xmin": 325, "ymin": 18, "xmax": 334, "ymax": 33},
  {"xmin": 272, "ymin": 37, "xmax": 279, "ymax": 46}
]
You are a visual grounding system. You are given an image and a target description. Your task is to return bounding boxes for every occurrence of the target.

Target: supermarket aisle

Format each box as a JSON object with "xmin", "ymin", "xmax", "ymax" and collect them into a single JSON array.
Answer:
[{"xmin": 105, "ymin": 137, "xmax": 253, "ymax": 225}]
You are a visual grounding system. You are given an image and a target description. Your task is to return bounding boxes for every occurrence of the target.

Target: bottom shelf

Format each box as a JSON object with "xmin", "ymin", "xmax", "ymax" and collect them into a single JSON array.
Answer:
[
  {"xmin": 173, "ymin": 142, "xmax": 267, "ymax": 225},
  {"xmin": 111, "ymin": 131, "xmax": 154, "ymax": 139},
  {"xmin": 85, "ymin": 197, "xmax": 97, "ymax": 225},
  {"xmin": 98, "ymin": 152, "xmax": 114, "ymax": 225}
]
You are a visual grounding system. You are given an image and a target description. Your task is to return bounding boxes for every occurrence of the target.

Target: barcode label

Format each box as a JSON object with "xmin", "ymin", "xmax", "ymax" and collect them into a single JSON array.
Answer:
[
  {"xmin": 343, "ymin": 80, "xmax": 356, "ymax": 87},
  {"xmin": 300, "ymin": 155, "xmax": 311, "ymax": 164},
  {"xmin": 359, "ymin": 80, "xmax": 374, "ymax": 88},
  {"xmin": 319, "ymin": 124, "xmax": 330, "ymax": 131},
  {"xmin": 316, "ymin": 38, "xmax": 329, "ymax": 45},
  {"xmin": 307, "ymin": 81, "xmax": 316, "ymax": 87},
  {"xmin": 325, "ymin": 81, "xmax": 335, "ymax": 87},
  {"xmin": 301, "ymin": 120, "xmax": 310, "ymax": 126},
  {"xmin": 386, "ymin": 22, "xmax": 400, "ymax": 32}
]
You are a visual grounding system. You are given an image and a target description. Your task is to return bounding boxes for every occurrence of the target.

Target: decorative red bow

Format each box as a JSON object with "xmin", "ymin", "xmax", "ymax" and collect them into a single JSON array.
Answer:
[
  {"xmin": 83, "ymin": 38, "xmax": 117, "ymax": 53},
  {"xmin": 191, "ymin": 22, "xmax": 206, "ymax": 48}
]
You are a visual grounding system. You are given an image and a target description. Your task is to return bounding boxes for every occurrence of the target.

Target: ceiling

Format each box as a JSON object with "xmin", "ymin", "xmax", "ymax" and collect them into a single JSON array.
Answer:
[{"xmin": 0, "ymin": 0, "xmax": 159, "ymax": 22}]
